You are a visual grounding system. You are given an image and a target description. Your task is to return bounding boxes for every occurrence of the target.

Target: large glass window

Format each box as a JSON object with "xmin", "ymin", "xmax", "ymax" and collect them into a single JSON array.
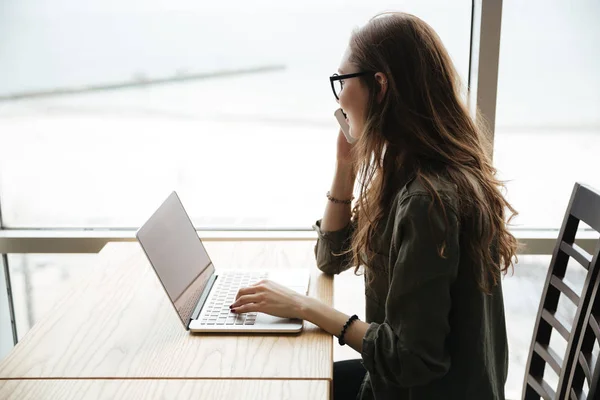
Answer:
[
  {"xmin": 0, "ymin": 1, "xmax": 472, "ymax": 229},
  {"xmin": 7, "ymin": 254, "xmax": 96, "ymax": 340},
  {"xmin": 494, "ymin": 0, "xmax": 600, "ymax": 229},
  {"xmin": 0, "ymin": 257, "xmax": 14, "ymax": 360}
]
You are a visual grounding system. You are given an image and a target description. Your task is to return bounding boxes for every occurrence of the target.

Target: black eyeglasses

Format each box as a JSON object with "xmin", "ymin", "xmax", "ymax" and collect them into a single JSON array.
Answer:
[{"xmin": 329, "ymin": 72, "xmax": 372, "ymax": 100}]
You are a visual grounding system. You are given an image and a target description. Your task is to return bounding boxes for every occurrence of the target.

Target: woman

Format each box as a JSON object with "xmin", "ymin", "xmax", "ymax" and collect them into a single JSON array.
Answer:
[{"xmin": 230, "ymin": 12, "xmax": 518, "ymax": 400}]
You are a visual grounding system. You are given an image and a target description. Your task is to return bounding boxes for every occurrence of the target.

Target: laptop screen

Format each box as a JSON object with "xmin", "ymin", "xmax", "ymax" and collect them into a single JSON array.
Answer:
[{"xmin": 136, "ymin": 191, "xmax": 215, "ymax": 327}]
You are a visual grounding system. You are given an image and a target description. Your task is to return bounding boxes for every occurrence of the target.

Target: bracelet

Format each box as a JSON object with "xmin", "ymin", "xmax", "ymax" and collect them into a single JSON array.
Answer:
[
  {"xmin": 339, "ymin": 314, "xmax": 359, "ymax": 346},
  {"xmin": 326, "ymin": 191, "xmax": 354, "ymax": 205}
]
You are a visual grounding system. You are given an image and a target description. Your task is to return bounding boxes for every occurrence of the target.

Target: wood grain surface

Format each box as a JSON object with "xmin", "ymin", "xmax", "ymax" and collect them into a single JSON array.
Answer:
[
  {"xmin": 0, "ymin": 379, "xmax": 329, "ymax": 400},
  {"xmin": 0, "ymin": 242, "xmax": 333, "ymax": 380}
]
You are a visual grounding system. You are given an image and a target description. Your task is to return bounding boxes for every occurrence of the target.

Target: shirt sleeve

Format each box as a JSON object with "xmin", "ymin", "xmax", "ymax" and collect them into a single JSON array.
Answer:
[
  {"xmin": 361, "ymin": 193, "xmax": 460, "ymax": 387},
  {"xmin": 313, "ymin": 219, "xmax": 356, "ymax": 275}
]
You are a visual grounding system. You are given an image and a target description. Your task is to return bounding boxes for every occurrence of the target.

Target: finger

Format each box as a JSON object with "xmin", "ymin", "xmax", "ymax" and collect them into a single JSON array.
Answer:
[
  {"xmin": 231, "ymin": 303, "xmax": 260, "ymax": 314},
  {"xmin": 236, "ymin": 285, "xmax": 261, "ymax": 299},
  {"xmin": 230, "ymin": 294, "xmax": 262, "ymax": 309}
]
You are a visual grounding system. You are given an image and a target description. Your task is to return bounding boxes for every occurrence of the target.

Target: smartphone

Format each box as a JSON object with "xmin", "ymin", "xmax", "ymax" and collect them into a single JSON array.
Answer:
[{"xmin": 334, "ymin": 108, "xmax": 357, "ymax": 144}]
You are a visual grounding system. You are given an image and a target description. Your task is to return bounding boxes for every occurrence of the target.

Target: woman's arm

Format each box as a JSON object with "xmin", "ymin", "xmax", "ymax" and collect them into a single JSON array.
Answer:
[
  {"xmin": 302, "ymin": 296, "xmax": 369, "ymax": 353},
  {"xmin": 320, "ymin": 162, "xmax": 355, "ymax": 232},
  {"xmin": 231, "ymin": 280, "xmax": 368, "ymax": 352},
  {"xmin": 313, "ymin": 157, "xmax": 357, "ymax": 275}
]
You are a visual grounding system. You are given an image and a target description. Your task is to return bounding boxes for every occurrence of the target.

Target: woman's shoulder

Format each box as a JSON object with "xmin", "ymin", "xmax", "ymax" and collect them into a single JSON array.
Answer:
[{"xmin": 394, "ymin": 172, "xmax": 459, "ymax": 210}]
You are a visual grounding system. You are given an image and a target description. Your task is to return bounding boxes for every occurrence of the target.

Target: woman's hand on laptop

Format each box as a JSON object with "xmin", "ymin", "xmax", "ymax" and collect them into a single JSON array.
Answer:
[
  {"xmin": 230, "ymin": 280, "xmax": 307, "ymax": 320},
  {"xmin": 231, "ymin": 278, "xmax": 369, "ymax": 353}
]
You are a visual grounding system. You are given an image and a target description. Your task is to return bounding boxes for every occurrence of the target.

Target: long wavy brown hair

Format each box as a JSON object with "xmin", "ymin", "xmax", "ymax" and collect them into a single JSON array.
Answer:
[{"xmin": 347, "ymin": 12, "xmax": 518, "ymax": 293}]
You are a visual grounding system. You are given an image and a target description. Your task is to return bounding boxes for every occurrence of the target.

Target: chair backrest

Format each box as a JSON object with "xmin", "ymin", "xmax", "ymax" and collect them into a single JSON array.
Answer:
[
  {"xmin": 567, "ymin": 263, "xmax": 600, "ymax": 400},
  {"xmin": 522, "ymin": 183, "xmax": 600, "ymax": 400}
]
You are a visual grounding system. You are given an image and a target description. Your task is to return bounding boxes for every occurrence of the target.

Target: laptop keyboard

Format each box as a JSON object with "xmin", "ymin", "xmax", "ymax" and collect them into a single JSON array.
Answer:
[{"xmin": 198, "ymin": 271, "xmax": 268, "ymax": 326}]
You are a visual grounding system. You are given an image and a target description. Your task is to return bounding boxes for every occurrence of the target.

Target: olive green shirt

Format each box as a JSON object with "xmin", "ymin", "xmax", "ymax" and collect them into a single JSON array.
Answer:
[{"xmin": 314, "ymin": 176, "xmax": 508, "ymax": 400}]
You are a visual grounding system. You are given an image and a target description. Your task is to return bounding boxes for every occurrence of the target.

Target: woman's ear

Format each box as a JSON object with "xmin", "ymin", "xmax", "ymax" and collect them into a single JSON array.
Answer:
[{"xmin": 374, "ymin": 72, "xmax": 388, "ymax": 103}]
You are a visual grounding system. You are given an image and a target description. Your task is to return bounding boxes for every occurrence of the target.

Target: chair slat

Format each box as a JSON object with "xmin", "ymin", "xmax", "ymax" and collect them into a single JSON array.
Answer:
[
  {"xmin": 589, "ymin": 313, "xmax": 600, "ymax": 343},
  {"xmin": 570, "ymin": 387, "xmax": 587, "ymax": 400},
  {"xmin": 578, "ymin": 352, "xmax": 593, "ymax": 387},
  {"xmin": 542, "ymin": 309, "xmax": 571, "ymax": 340},
  {"xmin": 534, "ymin": 342, "xmax": 563, "ymax": 374},
  {"xmin": 560, "ymin": 241, "xmax": 592, "ymax": 270},
  {"xmin": 551, "ymin": 275, "xmax": 581, "ymax": 305},
  {"xmin": 527, "ymin": 375, "xmax": 556, "ymax": 400}
]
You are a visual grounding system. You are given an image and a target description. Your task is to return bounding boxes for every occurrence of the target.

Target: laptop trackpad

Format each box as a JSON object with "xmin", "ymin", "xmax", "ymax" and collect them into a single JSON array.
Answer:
[
  {"xmin": 266, "ymin": 269, "xmax": 310, "ymax": 295},
  {"xmin": 256, "ymin": 312, "xmax": 303, "ymax": 328}
]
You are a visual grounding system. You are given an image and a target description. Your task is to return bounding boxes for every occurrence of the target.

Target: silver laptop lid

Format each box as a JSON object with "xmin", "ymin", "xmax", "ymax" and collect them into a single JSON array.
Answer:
[{"xmin": 136, "ymin": 191, "xmax": 215, "ymax": 327}]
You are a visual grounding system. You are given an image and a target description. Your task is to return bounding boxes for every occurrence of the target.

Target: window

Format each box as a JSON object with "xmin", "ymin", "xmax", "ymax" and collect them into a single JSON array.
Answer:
[
  {"xmin": 0, "ymin": 0, "xmax": 472, "ymax": 229},
  {"xmin": 0, "ymin": 257, "xmax": 13, "ymax": 360},
  {"xmin": 7, "ymin": 254, "xmax": 97, "ymax": 340},
  {"xmin": 494, "ymin": 0, "xmax": 600, "ymax": 229}
]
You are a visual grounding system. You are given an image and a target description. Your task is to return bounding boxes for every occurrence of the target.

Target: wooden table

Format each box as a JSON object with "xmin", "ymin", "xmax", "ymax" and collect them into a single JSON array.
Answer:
[
  {"xmin": 0, "ymin": 241, "xmax": 334, "ymax": 399},
  {"xmin": 0, "ymin": 380, "xmax": 329, "ymax": 400}
]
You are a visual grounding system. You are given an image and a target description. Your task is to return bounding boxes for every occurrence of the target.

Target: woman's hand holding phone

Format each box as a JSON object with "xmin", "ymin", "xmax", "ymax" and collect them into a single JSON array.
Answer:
[
  {"xmin": 336, "ymin": 129, "xmax": 354, "ymax": 165},
  {"xmin": 322, "ymin": 109, "xmax": 357, "ymax": 233},
  {"xmin": 334, "ymin": 108, "xmax": 355, "ymax": 165},
  {"xmin": 334, "ymin": 108, "xmax": 356, "ymax": 144}
]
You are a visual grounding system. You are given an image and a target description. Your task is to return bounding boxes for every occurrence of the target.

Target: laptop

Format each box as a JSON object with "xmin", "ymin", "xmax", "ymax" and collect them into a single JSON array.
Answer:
[{"xmin": 136, "ymin": 191, "xmax": 310, "ymax": 333}]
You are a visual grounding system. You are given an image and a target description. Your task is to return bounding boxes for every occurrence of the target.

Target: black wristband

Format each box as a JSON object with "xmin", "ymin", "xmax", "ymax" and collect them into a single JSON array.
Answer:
[
  {"xmin": 338, "ymin": 314, "xmax": 359, "ymax": 346},
  {"xmin": 326, "ymin": 191, "xmax": 354, "ymax": 205}
]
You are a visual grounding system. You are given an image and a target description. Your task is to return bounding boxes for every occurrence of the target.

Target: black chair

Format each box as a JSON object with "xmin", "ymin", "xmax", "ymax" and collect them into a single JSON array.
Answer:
[
  {"xmin": 522, "ymin": 183, "xmax": 600, "ymax": 400},
  {"xmin": 567, "ymin": 255, "xmax": 600, "ymax": 400}
]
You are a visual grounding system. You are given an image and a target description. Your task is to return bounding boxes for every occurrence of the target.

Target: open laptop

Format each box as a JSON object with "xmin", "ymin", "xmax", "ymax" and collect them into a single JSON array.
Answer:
[{"xmin": 136, "ymin": 191, "xmax": 310, "ymax": 333}]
